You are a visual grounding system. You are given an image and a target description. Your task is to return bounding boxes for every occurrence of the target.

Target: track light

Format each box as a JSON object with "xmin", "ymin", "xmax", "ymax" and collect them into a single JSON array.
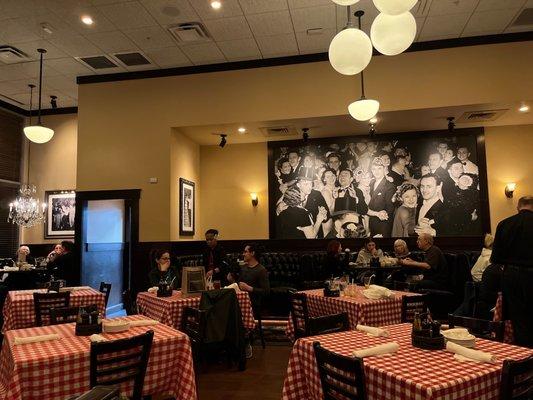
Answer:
[
  {"xmin": 50, "ymin": 95, "xmax": 57, "ymax": 109},
  {"xmin": 369, "ymin": 123, "xmax": 376, "ymax": 136},
  {"xmin": 219, "ymin": 134, "xmax": 227, "ymax": 148},
  {"xmin": 447, "ymin": 117, "xmax": 455, "ymax": 132},
  {"xmin": 302, "ymin": 128, "xmax": 309, "ymax": 143}
]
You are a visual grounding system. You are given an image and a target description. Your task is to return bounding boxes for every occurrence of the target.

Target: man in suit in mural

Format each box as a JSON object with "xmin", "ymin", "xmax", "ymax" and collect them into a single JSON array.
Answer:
[
  {"xmin": 427, "ymin": 151, "xmax": 449, "ymax": 184},
  {"xmin": 415, "ymin": 174, "xmax": 447, "ymax": 236},
  {"xmin": 367, "ymin": 158, "xmax": 396, "ymax": 237},
  {"xmin": 297, "ymin": 167, "xmax": 332, "ymax": 238},
  {"xmin": 457, "ymin": 146, "xmax": 479, "ymax": 175},
  {"xmin": 332, "ymin": 168, "xmax": 368, "ymax": 217}
]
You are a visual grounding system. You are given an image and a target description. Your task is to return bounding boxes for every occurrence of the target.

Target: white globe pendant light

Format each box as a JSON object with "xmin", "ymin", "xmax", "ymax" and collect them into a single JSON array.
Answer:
[
  {"xmin": 349, "ymin": 98, "xmax": 380, "ymax": 121},
  {"xmin": 370, "ymin": 11, "xmax": 416, "ymax": 56},
  {"xmin": 331, "ymin": 0, "xmax": 360, "ymax": 5},
  {"xmin": 328, "ymin": 9, "xmax": 372, "ymax": 75},
  {"xmin": 372, "ymin": 0, "xmax": 417, "ymax": 15},
  {"xmin": 24, "ymin": 48, "xmax": 54, "ymax": 144}
]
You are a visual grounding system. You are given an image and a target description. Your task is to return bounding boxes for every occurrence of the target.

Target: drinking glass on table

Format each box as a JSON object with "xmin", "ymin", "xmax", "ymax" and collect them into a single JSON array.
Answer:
[{"xmin": 363, "ymin": 275, "xmax": 373, "ymax": 289}]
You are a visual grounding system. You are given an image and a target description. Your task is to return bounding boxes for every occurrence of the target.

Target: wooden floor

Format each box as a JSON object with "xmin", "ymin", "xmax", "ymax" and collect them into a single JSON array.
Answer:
[{"xmin": 197, "ymin": 344, "xmax": 293, "ymax": 400}]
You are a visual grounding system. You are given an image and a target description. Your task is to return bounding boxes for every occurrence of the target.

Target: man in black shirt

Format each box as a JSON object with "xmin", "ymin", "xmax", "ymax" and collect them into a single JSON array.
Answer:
[
  {"xmin": 399, "ymin": 233, "xmax": 449, "ymax": 290},
  {"xmin": 47, "ymin": 240, "xmax": 76, "ymax": 286},
  {"xmin": 202, "ymin": 229, "xmax": 227, "ymax": 284},
  {"xmin": 491, "ymin": 196, "xmax": 533, "ymax": 348}
]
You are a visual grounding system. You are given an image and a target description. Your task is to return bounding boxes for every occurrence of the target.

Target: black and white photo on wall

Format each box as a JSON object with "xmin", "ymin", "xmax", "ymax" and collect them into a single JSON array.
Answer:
[
  {"xmin": 268, "ymin": 128, "xmax": 489, "ymax": 240},
  {"xmin": 44, "ymin": 190, "xmax": 76, "ymax": 239},
  {"xmin": 179, "ymin": 178, "xmax": 195, "ymax": 236}
]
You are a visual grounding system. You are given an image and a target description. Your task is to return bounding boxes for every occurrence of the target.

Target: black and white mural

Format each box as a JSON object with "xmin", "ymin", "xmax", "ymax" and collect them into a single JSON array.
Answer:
[{"xmin": 268, "ymin": 130, "xmax": 487, "ymax": 239}]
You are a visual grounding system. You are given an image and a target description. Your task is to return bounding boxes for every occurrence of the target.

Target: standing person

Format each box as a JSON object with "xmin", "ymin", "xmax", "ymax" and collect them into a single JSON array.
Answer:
[
  {"xmin": 491, "ymin": 196, "xmax": 533, "ymax": 348},
  {"xmin": 392, "ymin": 183, "xmax": 419, "ymax": 237},
  {"xmin": 148, "ymin": 250, "xmax": 179, "ymax": 289},
  {"xmin": 323, "ymin": 240, "xmax": 344, "ymax": 278},
  {"xmin": 367, "ymin": 158, "xmax": 396, "ymax": 237},
  {"xmin": 202, "ymin": 229, "xmax": 227, "ymax": 284},
  {"xmin": 47, "ymin": 241, "xmax": 76, "ymax": 286}
]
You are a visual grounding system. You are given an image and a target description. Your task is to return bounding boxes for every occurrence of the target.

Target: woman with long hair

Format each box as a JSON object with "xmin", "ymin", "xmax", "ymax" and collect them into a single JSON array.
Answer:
[{"xmin": 148, "ymin": 249, "xmax": 179, "ymax": 289}]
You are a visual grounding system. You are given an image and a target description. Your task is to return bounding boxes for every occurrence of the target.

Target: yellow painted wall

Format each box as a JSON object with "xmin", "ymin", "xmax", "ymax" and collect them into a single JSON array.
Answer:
[
  {"xmin": 199, "ymin": 142, "xmax": 269, "ymax": 239},
  {"xmin": 170, "ymin": 129, "xmax": 201, "ymax": 240},
  {"xmin": 21, "ymin": 114, "xmax": 77, "ymax": 244}
]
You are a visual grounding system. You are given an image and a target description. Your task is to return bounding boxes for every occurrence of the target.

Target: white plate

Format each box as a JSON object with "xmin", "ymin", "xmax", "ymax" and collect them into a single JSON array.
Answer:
[{"xmin": 441, "ymin": 328, "xmax": 476, "ymax": 341}]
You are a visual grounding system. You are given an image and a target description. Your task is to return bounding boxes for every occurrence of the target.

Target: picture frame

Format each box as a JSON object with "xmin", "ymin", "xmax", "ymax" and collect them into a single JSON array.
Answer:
[
  {"xmin": 179, "ymin": 178, "xmax": 195, "ymax": 236},
  {"xmin": 44, "ymin": 190, "xmax": 76, "ymax": 239}
]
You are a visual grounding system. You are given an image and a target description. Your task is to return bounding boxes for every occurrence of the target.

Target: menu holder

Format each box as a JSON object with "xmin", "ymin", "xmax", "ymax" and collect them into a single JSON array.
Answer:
[
  {"xmin": 411, "ymin": 328, "xmax": 445, "ymax": 350},
  {"xmin": 75, "ymin": 305, "xmax": 102, "ymax": 336},
  {"xmin": 181, "ymin": 266, "xmax": 206, "ymax": 298}
]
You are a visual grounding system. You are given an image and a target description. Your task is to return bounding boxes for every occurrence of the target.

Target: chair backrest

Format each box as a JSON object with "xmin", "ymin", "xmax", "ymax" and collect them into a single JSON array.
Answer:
[
  {"xmin": 393, "ymin": 281, "xmax": 411, "ymax": 292},
  {"xmin": 90, "ymin": 330, "xmax": 154, "ymax": 400},
  {"xmin": 33, "ymin": 292, "xmax": 71, "ymax": 326},
  {"xmin": 401, "ymin": 294, "xmax": 428, "ymax": 323},
  {"xmin": 448, "ymin": 314, "xmax": 504, "ymax": 342},
  {"xmin": 313, "ymin": 341, "xmax": 367, "ymax": 400},
  {"xmin": 50, "ymin": 305, "xmax": 81, "ymax": 325},
  {"xmin": 122, "ymin": 289, "xmax": 137, "ymax": 316},
  {"xmin": 180, "ymin": 306, "xmax": 207, "ymax": 345},
  {"xmin": 99, "ymin": 282, "xmax": 112, "ymax": 308},
  {"xmin": 308, "ymin": 312, "xmax": 349, "ymax": 336},
  {"xmin": 290, "ymin": 292, "xmax": 309, "ymax": 339},
  {"xmin": 500, "ymin": 355, "xmax": 533, "ymax": 400}
]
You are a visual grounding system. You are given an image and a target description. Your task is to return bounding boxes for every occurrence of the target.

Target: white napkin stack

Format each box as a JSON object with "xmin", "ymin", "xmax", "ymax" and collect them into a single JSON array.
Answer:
[
  {"xmin": 363, "ymin": 285, "xmax": 393, "ymax": 300},
  {"xmin": 356, "ymin": 324, "xmax": 390, "ymax": 337},
  {"xmin": 147, "ymin": 286, "xmax": 159, "ymax": 293},
  {"xmin": 353, "ymin": 342, "xmax": 399, "ymax": 358},
  {"xmin": 223, "ymin": 283, "xmax": 241, "ymax": 292},
  {"xmin": 446, "ymin": 341, "xmax": 498, "ymax": 363},
  {"xmin": 128, "ymin": 319, "xmax": 158, "ymax": 327},
  {"xmin": 89, "ymin": 334, "xmax": 107, "ymax": 343},
  {"xmin": 14, "ymin": 333, "xmax": 61, "ymax": 345}
]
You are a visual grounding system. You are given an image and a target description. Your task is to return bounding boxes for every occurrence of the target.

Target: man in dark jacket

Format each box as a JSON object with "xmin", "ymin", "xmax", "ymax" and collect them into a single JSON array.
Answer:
[
  {"xmin": 47, "ymin": 240, "xmax": 76, "ymax": 286},
  {"xmin": 202, "ymin": 229, "xmax": 227, "ymax": 284},
  {"xmin": 367, "ymin": 158, "xmax": 396, "ymax": 237}
]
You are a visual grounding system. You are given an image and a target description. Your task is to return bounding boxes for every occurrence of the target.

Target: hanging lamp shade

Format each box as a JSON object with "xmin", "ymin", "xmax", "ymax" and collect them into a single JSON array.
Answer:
[
  {"xmin": 331, "ymin": 0, "xmax": 360, "ymax": 5},
  {"xmin": 372, "ymin": 0, "xmax": 417, "ymax": 15},
  {"xmin": 348, "ymin": 98, "xmax": 380, "ymax": 121},
  {"xmin": 328, "ymin": 27, "xmax": 372, "ymax": 75},
  {"xmin": 23, "ymin": 125, "xmax": 54, "ymax": 144},
  {"xmin": 370, "ymin": 12, "xmax": 416, "ymax": 56}
]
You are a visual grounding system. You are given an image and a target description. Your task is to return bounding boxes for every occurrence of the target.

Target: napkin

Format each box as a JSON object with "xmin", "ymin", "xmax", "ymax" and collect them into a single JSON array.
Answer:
[
  {"xmin": 90, "ymin": 334, "xmax": 107, "ymax": 343},
  {"xmin": 223, "ymin": 283, "xmax": 241, "ymax": 292},
  {"xmin": 356, "ymin": 324, "xmax": 389, "ymax": 337},
  {"xmin": 445, "ymin": 341, "xmax": 497, "ymax": 363},
  {"xmin": 128, "ymin": 319, "xmax": 158, "ymax": 327},
  {"xmin": 147, "ymin": 286, "xmax": 159, "ymax": 293},
  {"xmin": 362, "ymin": 285, "xmax": 392, "ymax": 300},
  {"xmin": 60, "ymin": 286, "xmax": 91, "ymax": 292},
  {"xmin": 14, "ymin": 334, "xmax": 61, "ymax": 345},
  {"xmin": 353, "ymin": 342, "xmax": 399, "ymax": 358}
]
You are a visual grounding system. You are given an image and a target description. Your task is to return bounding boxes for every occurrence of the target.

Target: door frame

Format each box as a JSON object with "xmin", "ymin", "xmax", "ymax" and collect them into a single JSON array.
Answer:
[{"xmin": 74, "ymin": 189, "xmax": 140, "ymax": 290}]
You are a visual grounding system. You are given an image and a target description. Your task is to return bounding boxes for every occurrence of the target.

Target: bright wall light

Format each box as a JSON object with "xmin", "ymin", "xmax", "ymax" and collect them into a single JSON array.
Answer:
[
  {"xmin": 505, "ymin": 182, "xmax": 516, "ymax": 198},
  {"xmin": 250, "ymin": 193, "xmax": 258, "ymax": 207}
]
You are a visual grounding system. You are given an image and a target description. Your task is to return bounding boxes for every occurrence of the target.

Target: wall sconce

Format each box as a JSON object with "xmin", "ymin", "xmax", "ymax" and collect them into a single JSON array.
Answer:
[
  {"xmin": 505, "ymin": 183, "xmax": 516, "ymax": 198},
  {"xmin": 250, "ymin": 193, "xmax": 258, "ymax": 207}
]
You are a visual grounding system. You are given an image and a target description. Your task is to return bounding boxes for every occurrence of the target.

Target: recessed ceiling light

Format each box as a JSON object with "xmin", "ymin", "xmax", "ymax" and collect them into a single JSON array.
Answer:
[
  {"xmin": 211, "ymin": 1, "xmax": 222, "ymax": 10},
  {"xmin": 519, "ymin": 104, "xmax": 530, "ymax": 113},
  {"xmin": 81, "ymin": 16, "xmax": 94, "ymax": 25},
  {"xmin": 369, "ymin": 117, "xmax": 378, "ymax": 124},
  {"xmin": 238, "ymin": 127, "xmax": 246, "ymax": 133}
]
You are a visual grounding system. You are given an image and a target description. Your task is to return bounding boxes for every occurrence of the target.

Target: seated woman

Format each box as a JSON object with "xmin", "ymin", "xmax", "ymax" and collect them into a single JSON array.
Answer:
[
  {"xmin": 355, "ymin": 239, "xmax": 383, "ymax": 265},
  {"xmin": 393, "ymin": 239, "xmax": 410, "ymax": 259},
  {"xmin": 15, "ymin": 245, "xmax": 35, "ymax": 265},
  {"xmin": 323, "ymin": 240, "xmax": 344, "ymax": 279},
  {"xmin": 148, "ymin": 250, "xmax": 179, "ymax": 289},
  {"xmin": 470, "ymin": 233, "xmax": 494, "ymax": 282}
]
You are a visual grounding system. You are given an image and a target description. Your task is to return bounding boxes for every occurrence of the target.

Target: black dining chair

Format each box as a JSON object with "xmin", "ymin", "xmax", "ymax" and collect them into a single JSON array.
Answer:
[
  {"xmin": 401, "ymin": 294, "xmax": 428, "ymax": 323},
  {"xmin": 99, "ymin": 282, "xmax": 112, "ymax": 308},
  {"xmin": 290, "ymin": 292, "xmax": 310, "ymax": 339},
  {"xmin": 448, "ymin": 314, "xmax": 504, "ymax": 342},
  {"xmin": 181, "ymin": 306, "xmax": 207, "ymax": 372},
  {"xmin": 308, "ymin": 312, "xmax": 349, "ymax": 337},
  {"xmin": 33, "ymin": 292, "xmax": 71, "ymax": 326},
  {"xmin": 90, "ymin": 330, "xmax": 154, "ymax": 400},
  {"xmin": 122, "ymin": 289, "xmax": 137, "ymax": 316},
  {"xmin": 313, "ymin": 341, "xmax": 367, "ymax": 400},
  {"xmin": 500, "ymin": 355, "xmax": 533, "ymax": 400},
  {"xmin": 50, "ymin": 306, "xmax": 81, "ymax": 325}
]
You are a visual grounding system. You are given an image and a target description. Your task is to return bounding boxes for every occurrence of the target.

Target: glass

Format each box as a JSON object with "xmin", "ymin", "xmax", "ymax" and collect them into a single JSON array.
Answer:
[{"xmin": 363, "ymin": 275, "xmax": 373, "ymax": 289}]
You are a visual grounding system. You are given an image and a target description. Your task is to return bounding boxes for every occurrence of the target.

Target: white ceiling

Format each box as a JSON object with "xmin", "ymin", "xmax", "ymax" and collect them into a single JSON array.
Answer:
[{"xmin": 0, "ymin": 0, "xmax": 532, "ymax": 110}]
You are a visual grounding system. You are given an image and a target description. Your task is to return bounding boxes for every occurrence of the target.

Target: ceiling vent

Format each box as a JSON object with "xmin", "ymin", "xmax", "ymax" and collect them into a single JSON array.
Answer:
[
  {"xmin": 0, "ymin": 45, "xmax": 32, "ymax": 64},
  {"xmin": 77, "ymin": 55, "xmax": 118, "ymax": 70},
  {"xmin": 114, "ymin": 52, "xmax": 151, "ymax": 66},
  {"xmin": 168, "ymin": 22, "xmax": 211, "ymax": 44},
  {"xmin": 260, "ymin": 126, "xmax": 299, "ymax": 137},
  {"xmin": 512, "ymin": 8, "xmax": 533, "ymax": 26},
  {"xmin": 456, "ymin": 109, "xmax": 508, "ymax": 123}
]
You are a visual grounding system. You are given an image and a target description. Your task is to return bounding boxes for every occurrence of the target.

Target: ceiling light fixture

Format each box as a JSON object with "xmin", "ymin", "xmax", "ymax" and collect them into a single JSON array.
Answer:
[
  {"xmin": 302, "ymin": 127, "xmax": 310, "ymax": 142},
  {"xmin": 447, "ymin": 117, "xmax": 455, "ymax": 132},
  {"xmin": 332, "ymin": 0, "xmax": 360, "ymax": 5},
  {"xmin": 369, "ymin": 122, "xmax": 376, "ymax": 136},
  {"xmin": 219, "ymin": 134, "xmax": 227, "ymax": 148},
  {"xmin": 238, "ymin": 127, "xmax": 246, "ymax": 133},
  {"xmin": 23, "ymin": 49, "xmax": 54, "ymax": 144},
  {"xmin": 211, "ymin": 1, "xmax": 222, "ymax": 10},
  {"xmin": 519, "ymin": 103, "xmax": 530, "ymax": 113},
  {"xmin": 369, "ymin": 116, "xmax": 378, "ymax": 124},
  {"xmin": 370, "ymin": 11, "xmax": 416, "ymax": 56},
  {"xmin": 81, "ymin": 16, "xmax": 94, "ymax": 25}
]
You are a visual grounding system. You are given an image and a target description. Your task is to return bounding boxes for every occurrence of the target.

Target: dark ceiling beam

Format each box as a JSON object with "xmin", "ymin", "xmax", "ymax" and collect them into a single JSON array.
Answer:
[{"xmin": 0, "ymin": 99, "xmax": 78, "ymax": 117}]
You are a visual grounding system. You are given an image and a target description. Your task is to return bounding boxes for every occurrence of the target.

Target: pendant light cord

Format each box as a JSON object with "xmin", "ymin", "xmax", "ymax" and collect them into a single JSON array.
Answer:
[
  {"xmin": 356, "ymin": 11, "xmax": 366, "ymax": 99},
  {"xmin": 37, "ymin": 49, "xmax": 43, "ymax": 125}
]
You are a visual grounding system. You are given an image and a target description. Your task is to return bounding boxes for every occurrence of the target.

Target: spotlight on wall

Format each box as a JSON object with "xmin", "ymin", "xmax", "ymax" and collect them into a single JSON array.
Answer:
[
  {"xmin": 505, "ymin": 182, "xmax": 516, "ymax": 198},
  {"xmin": 50, "ymin": 95, "xmax": 57, "ymax": 109},
  {"xmin": 219, "ymin": 134, "xmax": 227, "ymax": 148},
  {"xmin": 447, "ymin": 117, "xmax": 455, "ymax": 132},
  {"xmin": 238, "ymin": 126, "xmax": 246, "ymax": 133},
  {"xmin": 369, "ymin": 116, "xmax": 378, "ymax": 124},
  {"xmin": 302, "ymin": 127, "xmax": 309, "ymax": 143},
  {"xmin": 250, "ymin": 192, "xmax": 258, "ymax": 207}
]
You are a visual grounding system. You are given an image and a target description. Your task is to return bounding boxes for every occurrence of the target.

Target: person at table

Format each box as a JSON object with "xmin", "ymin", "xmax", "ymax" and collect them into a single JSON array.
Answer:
[
  {"xmin": 491, "ymin": 195, "xmax": 533, "ymax": 348},
  {"xmin": 202, "ymin": 229, "xmax": 227, "ymax": 284},
  {"xmin": 47, "ymin": 241, "xmax": 76, "ymax": 286},
  {"xmin": 392, "ymin": 182, "xmax": 419, "ymax": 237},
  {"xmin": 323, "ymin": 240, "xmax": 344, "ymax": 279},
  {"xmin": 227, "ymin": 243, "xmax": 270, "ymax": 300},
  {"xmin": 470, "ymin": 233, "xmax": 494, "ymax": 282},
  {"xmin": 15, "ymin": 245, "xmax": 35, "ymax": 265},
  {"xmin": 398, "ymin": 233, "xmax": 449, "ymax": 290},
  {"xmin": 355, "ymin": 239, "xmax": 384, "ymax": 264},
  {"xmin": 393, "ymin": 239, "xmax": 410, "ymax": 260},
  {"xmin": 46, "ymin": 243, "xmax": 63, "ymax": 264},
  {"xmin": 367, "ymin": 158, "xmax": 396, "ymax": 237},
  {"xmin": 148, "ymin": 250, "xmax": 179, "ymax": 289}
]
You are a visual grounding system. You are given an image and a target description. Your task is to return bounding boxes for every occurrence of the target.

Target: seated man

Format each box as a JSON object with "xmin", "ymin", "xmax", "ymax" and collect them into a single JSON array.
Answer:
[
  {"xmin": 398, "ymin": 233, "xmax": 449, "ymax": 290},
  {"xmin": 47, "ymin": 240, "xmax": 76, "ymax": 286}
]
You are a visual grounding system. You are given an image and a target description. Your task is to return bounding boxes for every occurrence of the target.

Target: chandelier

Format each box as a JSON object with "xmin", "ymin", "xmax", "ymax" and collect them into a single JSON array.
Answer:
[{"xmin": 8, "ymin": 184, "xmax": 46, "ymax": 228}]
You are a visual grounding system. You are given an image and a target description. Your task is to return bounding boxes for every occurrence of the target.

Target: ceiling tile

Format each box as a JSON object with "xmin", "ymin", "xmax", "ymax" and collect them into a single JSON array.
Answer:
[
  {"xmin": 46, "ymin": 57, "xmax": 95, "ymax": 76},
  {"xmin": 288, "ymin": 0, "xmax": 331, "ymax": 9},
  {"xmin": 419, "ymin": 12, "xmax": 471, "ymax": 40},
  {"xmin": 476, "ymin": 0, "xmax": 527, "ymax": 11},
  {"xmin": 139, "ymin": 0, "xmax": 200, "ymax": 25},
  {"xmin": 291, "ymin": 5, "xmax": 336, "ymax": 32},
  {"xmin": 124, "ymin": 25, "xmax": 176, "ymax": 50},
  {"xmin": 86, "ymin": 31, "xmax": 138, "ymax": 53},
  {"xmin": 0, "ymin": 81, "xmax": 27, "ymax": 96},
  {"xmin": 45, "ymin": 75, "xmax": 78, "ymax": 92},
  {"xmin": 295, "ymin": 28, "xmax": 336, "ymax": 54},
  {"xmin": 418, "ymin": 33, "xmax": 463, "ymax": 41},
  {"xmin": 256, "ymin": 33, "xmax": 298, "ymax": 57},
  {"xmin": 428, "ymin": 0, "xmax": 479, "ymax": 16},
  {"xmin": 190, "ymin": 0, "xmax": 243, "ymax": 20},
  {"xmin": 217, "ymin": 38, "xmax": 261, "ymax": 60},
  {"xmin": 51, "ymin": 5, "xmax": 118, "ymax": 34},
  {"xmin": 180, "ymin": 42, "xmax": 226, "ymax": 64},
  {"xmin": 144, "ymin": 46, "xmax": 192, "ymax": 67},
  {"xmin": 463, "ymin": 8, "xmax": 521, "ymax": 35},
  {"xmin": 91, "ymin": 0, "xmax": 132, "ymax": 4},
  {"xmin": 97, "ymin": 1, "xmax": 157, "ymax": 29},
  {"xmin": 238, "ymin": 0, "xmax": 288, "ymax": 14},
  {"xmin": 0, "ymin": 0, "xmax": 50, "ymax": 20},
  {"xmin": 203, "ymin": 16, "xmax": 253, "ymax": 41},
  {"xmin": 16, "ymin": 61, "xmax": 63, "ymax": 79},
  {"xmin": 246, "ymin": 10, "xmax": 294, "ymax": 36},
  {"xmin": 0, "ymin": 19, "xmax": 42, "ymax": 44},
  {"xmin": 47, "ymin": 34, "xmax": 102, "ymax": 57},
  {"xmin": 15, "ymin": 40, "xmax": 69, "ymax": 60}
]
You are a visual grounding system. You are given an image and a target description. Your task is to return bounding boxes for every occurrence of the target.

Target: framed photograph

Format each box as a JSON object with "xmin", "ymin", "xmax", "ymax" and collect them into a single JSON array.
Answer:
[
  {"xmin": 44, "ymin": 190, "xmax": 76, "ymax": 239},
  {"xmin": 179, "ymin": 178, "xmax": 195, "ymax": 236}
]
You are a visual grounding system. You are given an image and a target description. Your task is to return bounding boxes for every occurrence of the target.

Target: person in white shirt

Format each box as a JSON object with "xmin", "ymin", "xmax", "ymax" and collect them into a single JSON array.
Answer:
[
  {"xmin": 457, "ymin": 146, "xmax": 479, "ymax": 175},
  {"xmin": 471, "ymin": 233, "xmax": 494, "ymax": 282}
]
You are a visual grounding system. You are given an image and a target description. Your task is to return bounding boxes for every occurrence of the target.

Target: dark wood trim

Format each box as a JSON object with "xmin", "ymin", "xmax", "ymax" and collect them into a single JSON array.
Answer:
[
  {"xmin": 77, "ymin": 32, "xmax": 533, "ymax": 85},
  {"xmin": 475, "ymin": 130, "xmax": 491, "ymax": 233},
  {"xmin": 0, "ymin": 99, "xmax": 78, "ymax": 117}
]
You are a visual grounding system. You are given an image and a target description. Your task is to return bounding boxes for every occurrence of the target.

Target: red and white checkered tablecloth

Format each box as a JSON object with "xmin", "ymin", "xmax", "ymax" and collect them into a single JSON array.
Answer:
[
  {"xmin": 493, "ymin": 292, "xmax": 514, "ymax": 344},
  {"xmin": 136, "ymin": 290, "xmax": 256, "ymax": 330},
  {"xmin": 0, "ymin": 315, "xmax": 197, "ymax": 400},
  {"xmin": 286, "ymin": 288, "xmax": 419, "ymax": 340},
  {"xmin": 282, "ymin": 323, "xmax": 533, "ymax": 400},
  {"xmin": 2, "ymin": 288, "xmax": 106, "ymax": 333}
]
